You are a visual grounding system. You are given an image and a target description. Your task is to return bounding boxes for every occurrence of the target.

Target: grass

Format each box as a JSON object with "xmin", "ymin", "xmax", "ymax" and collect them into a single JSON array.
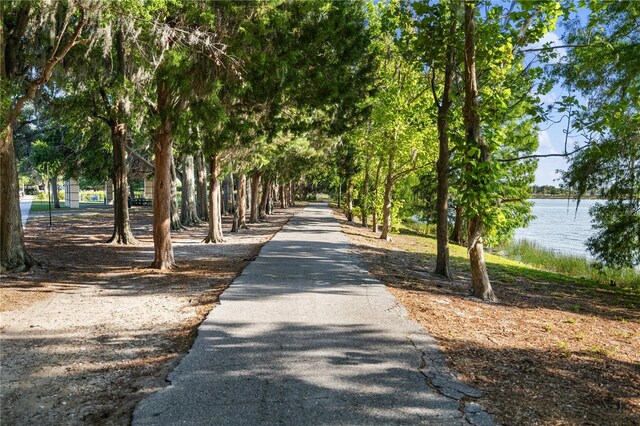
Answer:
[
  {"xmin": 29, "ymin": 200, "xmax": 71, "ymax": 213},
  {"xmin": 28, "ymin": 200, "xmax": 108, "ymax": 214},
  {"xmin": 392, "ymin": 221, "xmax": 640, "ymax": 298},
  {"xmin": 502, "ymin": 239, "xmax": 639, "ymax": 291},
  {"xmin": 342, "ymin": 207, "xmax": 639, "ymax": 295}
]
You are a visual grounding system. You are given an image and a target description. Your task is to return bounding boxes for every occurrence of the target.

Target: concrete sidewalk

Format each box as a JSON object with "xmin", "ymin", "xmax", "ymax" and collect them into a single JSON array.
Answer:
[{"xmin": 133, "ymin": 203, "xmax": 493, "ymax": 425}]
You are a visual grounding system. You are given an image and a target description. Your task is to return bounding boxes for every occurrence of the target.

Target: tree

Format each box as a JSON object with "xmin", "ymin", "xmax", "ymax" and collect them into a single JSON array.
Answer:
[
  {"xmin": 335, "ymin": 138, "xmax": 361, "ymax": 222},
  {"xmin": 1, "ymin": 1, "xmax": 98, "ymax": 272},
  {"xmin": 462, "ymin": 1, "xmax": 496, "ymax": 300},
  {"xmin": 558, "ymin": 1, "xmax": 640, "ymax": 268},
  {"xmin": 457, "ymin": 0, "xmax": 563, "ymax": 300},
  {"xmin": 367, "ymin": 1, "xmax": 437, "ymax": 241},
  {"xmin": 413, "ymin": 0, "xmax": 462, "ymax": 278},
  {"xmin": 180, "ymin": 153, "xmax": 200, "ymax": 226}
]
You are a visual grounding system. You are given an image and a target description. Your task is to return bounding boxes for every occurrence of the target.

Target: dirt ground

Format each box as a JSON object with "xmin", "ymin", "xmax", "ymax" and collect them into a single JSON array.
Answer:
[
  {"xmin": 336, "ymin": 212, "xmax": 640, "ymax": 426},
  {"xmin": 0, "ymin": 206, "xmax": 298, "ymax": 425}
]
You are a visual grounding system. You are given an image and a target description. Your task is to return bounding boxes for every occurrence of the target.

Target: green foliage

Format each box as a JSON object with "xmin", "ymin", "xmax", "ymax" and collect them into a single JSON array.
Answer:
[{"xmin": 558, "ymin": 1, "xmax": 640, "ymax": 268}]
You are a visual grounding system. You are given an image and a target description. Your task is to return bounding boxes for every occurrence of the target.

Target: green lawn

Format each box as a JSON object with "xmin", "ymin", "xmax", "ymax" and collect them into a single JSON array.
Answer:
[
  {"xmin": 28, "ymin": 200, "xmax": 107, "ymax": 214},
  {"xmin": 396, "ymin": 224, "xmax": 640, "ymax": 297}
]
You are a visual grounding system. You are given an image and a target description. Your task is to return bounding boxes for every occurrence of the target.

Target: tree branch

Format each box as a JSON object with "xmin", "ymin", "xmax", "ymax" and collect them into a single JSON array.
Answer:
[
  {"xmin": 430, "ymin": 66, "xmax": 441, "ymax": 109},
  {"xmin": 497, "ymin": 144, "xmax": 589, "ymax": 162},
  {"xmin": 7, "ymin": 7, "xmax": 89, "ymax": 124},
  {"xmin": 521, "ymin": 44, "xmax": 588, "ymax": 52}
]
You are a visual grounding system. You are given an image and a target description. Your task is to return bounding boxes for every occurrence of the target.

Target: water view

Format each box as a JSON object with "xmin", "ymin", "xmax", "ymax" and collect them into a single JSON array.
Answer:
[{"xmin": 514, "ymin": 198, "xmax": 601, "ymax": 260}]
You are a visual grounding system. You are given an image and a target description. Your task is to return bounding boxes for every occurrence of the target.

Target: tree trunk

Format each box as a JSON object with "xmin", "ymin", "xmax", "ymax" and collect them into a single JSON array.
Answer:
[
  {"xmin": 228, "ymin": 173, "xmax": 235, "ymax": 215},
  {"xmin": 237, "ymin": 174, "xmax": 248, "ymax": 229},
  {"xmin": 279, "ymin": 183, "xmax": 286, "ymax": 209},
  {"xmin": 151, "ymin": 81, "xmax": 175, "ymax": 270},
  {"xmin": 434, "ymin": 12, "xmax": 457, "ymax": 279},
  {"xmin": 371, "ymin": 157, "xmax": 383, "ymax": 233},
  {"xmin": 0, "ymin": 125, "xmax": 37, "ymax": 272},
  {"xmin": 195, "ymin": 151, "xmax": 208, "ymax": 222},
  {"xmin": 203, "ymin": 154, "xmax": 224, "ymax": 243},
  {"xmin": 231, "ymin": 173, "xmax": 248, "ymax": 232},
  {"xmin": 345, "ymin": 178, "xmax": 354, "ymax": 222},
  {"xmin": 268, "ymin": 183, "xmax": 275, "ymax": 214},
  {"xmin": 128, "ymin": 178, "xmax": 136, "ymax": 199},
  {"xmin": 361, "ymin": 159, "xmax": 370, "ymax": 227},
  {"xmin": 337, "ymin": 179, "xmax": 342, "ymax": 208},
  {"xmin": 180, "ymin": 154, "xmax": 200, "ymax": 226},
  {"xmin": 259, "ymin": 178, "xmax": 270, "ymax": 220},
  {"xmin": 51, "ymin": 174, "xmax": 60, "ymax": 208},
  {"xmin": 170, "ymin": 157, "xmax": 183, "ymax": 231},
  {"xmin": 107, "ymin": 123, "xmax": 137, "ymax": 244},
  {"xmin": 1, "ymin": 0, "xmax": 85, "ymax": 272},
  {"xmin": 451, "ymin": 205, "xmax": 465, "ymax": 245},
  {"xmin": 289, "ymin": 180, "xmax": 295, "ymax": 207},
  {"xmin": 221, "ymin": 176, "xmax": 229, "ymax": 216},
  {"xmin": 380, "ymin": 151, "xmax": 395, "ymax": 241},
  {"xmin": 249, "ymin": 172, "xmax": 260, "ymax": 223},
  {"xmin": 464, "ymin": 2, "xmax": 496, "ymax": 301}
]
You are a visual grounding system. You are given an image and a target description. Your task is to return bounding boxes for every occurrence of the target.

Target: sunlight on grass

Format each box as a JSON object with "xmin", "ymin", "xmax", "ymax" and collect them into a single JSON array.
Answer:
[
  {"xmin": 502, "ymin": 239, "xmax": 639, "ymax": 291},
  {"xmin": 395, "ymin": 222, "xmax": 639, "ymax": 295}
]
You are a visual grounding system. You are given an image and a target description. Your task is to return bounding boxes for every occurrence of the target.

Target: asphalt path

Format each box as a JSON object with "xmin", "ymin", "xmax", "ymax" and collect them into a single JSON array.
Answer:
[
  {"xmin": 133, "ymin": 203, "xmax": 494, "ymax": 425},
  {"xmin": 20, "ymin": 195, "xmax": 33, "ymax": 228}
]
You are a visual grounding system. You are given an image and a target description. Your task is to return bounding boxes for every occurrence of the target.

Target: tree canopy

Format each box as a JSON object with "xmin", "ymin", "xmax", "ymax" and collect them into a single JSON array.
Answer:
[{"xmin": 2, "ymin": 0, "xmax": 637, "ymax": 298}]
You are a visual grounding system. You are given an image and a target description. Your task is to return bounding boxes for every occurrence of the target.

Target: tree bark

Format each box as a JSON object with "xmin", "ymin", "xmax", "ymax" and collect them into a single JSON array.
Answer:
[
  {"xmin": 51, "ymin": 174, "xmax": 60, "ymax": 209},
  {"xmin": 380, "ymin": 151, "xmax": 395, "ymax": 241},
  {"xmin": 170, "ymin": 157, "xmax": 183, "ymax": 231},
  {"xmin": 361, "ymin": 159, "xmax": 370, "ymax": 227},
  {"xmin": 464, "ymin": 1, "xmax": 496, "ymax": 301},
  {"xmin": 221, "ymin": 176, "xmax": 229, "ymax": 216},
  {"xmin": 228, "ymin": 173, "xmax": 235, "ymax": 215},
  {"xmin": 107, "ymin": 123, "xmax": 137, "ymax": 244},
  {"xmin": 345, "ymin": 178, "xmax": 354, "ymax": 222},
  {"xmin": 259, "ymin": 178, "xmax": 270, "ymax": 220},
  {"xmin": 249, "ymin": 172, "xmax": 260, "ymax": 223},
  {"xmin": 0, "ymin": 125, "xmax": 37, "ymax": 272},
  {"xmin": 371, "ymin": 157, "xmax": 382, "ymax": 233},
  {"xmin": 195, "ymin": 151, "xmax": 208, "ymax": 222},
  {"xmin": 180, "ymin": 154, "xmax": 200, "ymax": 226},
  {"xmin": 268, "ymin": 182, "xmax": 275, "ymax": 214},
  {"xmin": 451, "ymin": 205, "xmax": 465, "ymax": 245},
  {"xmin": 231, "ymin": 173, "xmax": 248, "ymax": 232},
  {"xmin": 289, "ymin": 180, "xmax": 295, "ymax": 206},
  {"xmin": 434, "ymin": 10, "xmax": 457, "ymax": 279},
  {"xmin": 151, "ymin": 81, "xmax": 176, "ymax": 270},
  {"xmin": 279, "ymin": 182, "xmax": 286, "ymax": 209},
  {"xmin": 203, "ymin": 154, "xmax": 224, "ymax": 243},
  {"xmin": 237, "ymin": 173, "xmax": 248, "ymax": 229}
]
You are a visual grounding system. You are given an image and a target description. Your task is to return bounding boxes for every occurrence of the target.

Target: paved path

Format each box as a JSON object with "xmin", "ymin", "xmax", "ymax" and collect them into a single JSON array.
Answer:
[
  {"xmin": 20, "ymin": 195, "xmax": 33, "ymax": 228},
  {"xmin": 133, "ymin": 203, "xmax": 494, "ymax": 425}
]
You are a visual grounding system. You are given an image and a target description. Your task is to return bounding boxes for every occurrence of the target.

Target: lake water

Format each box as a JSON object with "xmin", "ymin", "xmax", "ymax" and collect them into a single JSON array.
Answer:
[{"xmin": 514, "ymin": 198, "xmax": 600, "ymax": 260}]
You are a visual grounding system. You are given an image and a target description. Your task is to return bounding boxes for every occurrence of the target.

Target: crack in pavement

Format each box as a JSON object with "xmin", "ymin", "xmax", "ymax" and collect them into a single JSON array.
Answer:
[{"xmin": 408, "ymin": 335, "xmax": 496, "ymax": 426}]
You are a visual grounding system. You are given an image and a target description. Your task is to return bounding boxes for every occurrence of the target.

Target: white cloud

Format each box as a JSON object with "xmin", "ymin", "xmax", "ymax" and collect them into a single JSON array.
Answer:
[
  {"xmin": 537, "ymin": 130, "xmax": 557, "ymax": 155},
  {"xmin": 537, "ymin": 91, "xmax": 558, "ymax": 106},
  {"xmin": 535, "ymin": 156, "xmax": 568, "ymax": 186}
]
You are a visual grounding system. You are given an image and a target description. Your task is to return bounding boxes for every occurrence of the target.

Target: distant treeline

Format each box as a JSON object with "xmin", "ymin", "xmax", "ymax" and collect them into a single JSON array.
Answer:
[{"xmin": 530, "ymin": 185, "xmax": 598, "ymax": 199}]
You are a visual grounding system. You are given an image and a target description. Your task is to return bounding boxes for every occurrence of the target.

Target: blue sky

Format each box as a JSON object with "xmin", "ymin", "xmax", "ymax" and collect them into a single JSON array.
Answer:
[{"xmin": 527, "ymin": 7, "xmax": 590, "ymax": 186}]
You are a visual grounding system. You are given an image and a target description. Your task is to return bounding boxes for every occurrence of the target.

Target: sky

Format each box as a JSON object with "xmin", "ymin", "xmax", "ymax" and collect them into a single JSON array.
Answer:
[
  {"xmin": 528, "ymin": 33, "xmax": 571, "ymax": 187},
  {"xmin": 526, "ymin": 7, "xmax": 590, "ymax": 187}
]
